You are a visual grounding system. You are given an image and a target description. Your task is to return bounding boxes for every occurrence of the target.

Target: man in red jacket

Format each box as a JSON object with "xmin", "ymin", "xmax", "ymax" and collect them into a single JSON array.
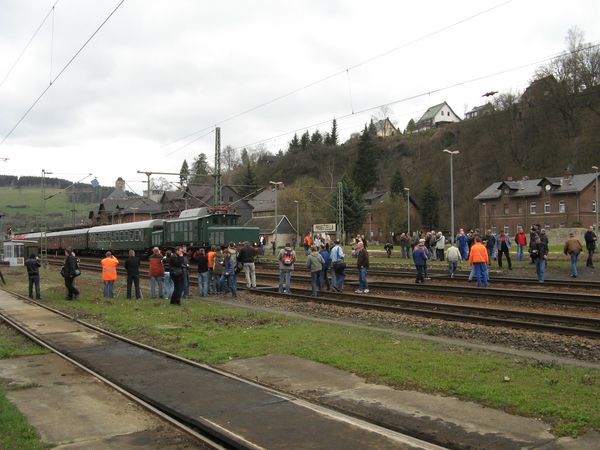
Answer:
[{"xmin": 515, "ymin": 226, "xmax": 527, "ymax": 261}]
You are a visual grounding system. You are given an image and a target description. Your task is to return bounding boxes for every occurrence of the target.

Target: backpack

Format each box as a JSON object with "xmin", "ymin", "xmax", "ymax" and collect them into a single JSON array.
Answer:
[{"xmin": 282, "ymin": 250, "xmax": 294, "ymax": 266}]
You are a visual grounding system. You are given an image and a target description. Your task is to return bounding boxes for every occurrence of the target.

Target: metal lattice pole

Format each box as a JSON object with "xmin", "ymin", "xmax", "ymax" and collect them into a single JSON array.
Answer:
[
  {"xmin": 337, "ymin": 181, "xmax": 344, "ymax": 242},
  {"xmin": 214, "ymin": 127, "xmax": 222, "ymax": 206}
]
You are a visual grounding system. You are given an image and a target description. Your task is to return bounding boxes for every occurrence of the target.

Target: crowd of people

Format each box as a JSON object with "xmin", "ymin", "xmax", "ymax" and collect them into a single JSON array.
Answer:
[{"xmin": 20, "ymin": 225, "xmax": 598, "ymax": 301}]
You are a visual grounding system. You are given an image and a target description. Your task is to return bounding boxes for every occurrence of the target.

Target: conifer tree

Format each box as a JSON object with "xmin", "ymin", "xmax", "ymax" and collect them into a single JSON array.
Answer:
[
  {"xmin": 330, "ymin": 118, "xmax": 338, "ymax": 146},
  {"xmin": 351, "ymin": 126, "xmax": 378, "ymax": 194},
  {"xmin": 238, "ymin": 163, "xmax": 258, "ymax": 197},
  {"xmin": 179, "ymin": 160, "xmax": 190, "ymax": 188},
  {"xmin": 390, "ymin": 169, "xmax": 404, "ymax": 196},
  {"xmin": 405, "ymin": 118, "xmax": 417, "ymax": 134},
  {"xmin": 190, "ymin": 153, "xmax": 210, "ymax": 184},
  {"xmin": 300, "ymin": 131, "xmax": 310, "ymax": 150},
  {"xmin": 331, "ymin": 175, "xmax": 367, "ymax": 235},
  {"xmin": 368, "ymin": 118, "xmax": 377, "ymax": 134},
  {"xmin": 310, "ymin": 130, "xmax": 323, "ymax": 145},
  {"xmin": 420, "ymin": 181, "xmax": 439, "ymax": 229},
  {"xmin": 288, "ymin": 133, "xmax": 300, "ymax": 152}
]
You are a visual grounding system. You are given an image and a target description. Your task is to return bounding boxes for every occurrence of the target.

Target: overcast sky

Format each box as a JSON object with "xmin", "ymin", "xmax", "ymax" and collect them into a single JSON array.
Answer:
[{"xmin": 0, "ymin": 0, "xmax": 598, "ymax": 194}]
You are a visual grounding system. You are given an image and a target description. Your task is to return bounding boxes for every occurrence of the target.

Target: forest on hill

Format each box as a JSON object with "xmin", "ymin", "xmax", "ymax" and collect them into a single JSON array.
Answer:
[{"xmin": 206, "ymin": 29, "xmax": 600, "ymax": 235}]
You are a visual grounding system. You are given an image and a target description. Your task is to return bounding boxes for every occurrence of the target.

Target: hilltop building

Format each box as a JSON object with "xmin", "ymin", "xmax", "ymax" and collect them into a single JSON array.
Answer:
[
  {"xmin": 416, "ymin": 102, "xmax": 461, "ymax": 131},
  {"xmin": 372, "ymin": 118, "xmax": 399, "ymax": 137}
]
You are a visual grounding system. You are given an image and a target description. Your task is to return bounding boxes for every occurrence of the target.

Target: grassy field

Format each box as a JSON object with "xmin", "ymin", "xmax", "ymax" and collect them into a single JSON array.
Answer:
[
  {"xmin": 0, "ymin": 324, "xmax": 49, "ymax": 450},
  {"xmin": 0, "ymin": 186, "xmax": 97, "ymax": 231},
  {"xmin": 1, "ymin": 266, "xmax": 600, "ymax": 437}
]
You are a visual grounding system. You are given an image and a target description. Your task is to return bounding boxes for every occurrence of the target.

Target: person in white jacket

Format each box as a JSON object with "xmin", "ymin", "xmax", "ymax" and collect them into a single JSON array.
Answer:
[{"xmin": 446, "ymin": 243, "xmax": 462, "ymax": 278}]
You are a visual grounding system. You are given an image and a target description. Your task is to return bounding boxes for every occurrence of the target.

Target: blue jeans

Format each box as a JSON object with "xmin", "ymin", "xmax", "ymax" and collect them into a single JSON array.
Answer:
[
  {"xmin": 473, "ymin": 263, "xmax": 488, "ymax": 287},
  {"xmin": 199, "ymin": 271, "xmax": 210, "ymax": 297},
  {"xmin": 535, "ymin": 258, "xmax": 546, "ymax": 282},
  {"xmin": 150, "ymin": 276, "xmax": 163, "ymax": 298},
  {"xmin": 448, "ymin": 261, "xmax": 457, "ymax": 276},
  {"xmin": 28, "ymin": 275, "xmax": 41, "ymax": 298},
  {"xmin": 164, "ymin": 272, "xmax": 174, "ymax": 299},
  {"xmin": 103, "ymin": 280, "xmax": 114, "ymax": 297},
  {"xmin": 570, "ymin": 252, "xmax": 579, "ymax": 276},
  {"xmin": 279, "ymin": 270, "xmax": 292, "ymax": 293},
  {"xmin": 227, "ymin": 272, "xmax": 237, "ymax": 297},
  {"xmin": 334, "ymin": 268, "xmax": 345, "ymax": 290},
  {"xmin": 517, "ymin": 244, "xmax": 524, "ymax": 261},
  {"xmin": 311, "ymin": 271, "xmax": 319, "ymax": 296},
  {"xmin": 358, "ymin": 267, "xmax": 368, "ymax": 291}
]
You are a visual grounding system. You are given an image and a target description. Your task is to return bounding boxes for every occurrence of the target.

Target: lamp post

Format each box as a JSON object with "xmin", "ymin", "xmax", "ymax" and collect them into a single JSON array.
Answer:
[
  {"xmin": 443, "ymin": 149, "xmax": 460, "ymax": 242},
  {"xmin": 593, "ymin": 165, "xmax": 599, "ymax": 233},
  {"xmin": 293, "ymin": 200, "xmax": 299, "ymax": 249},
  {"xmin": 404, "ymin": 187, "xmax": 410, "ymax": 236},
  {"xmin": 269, "ymin": 181, "xmax": 283, "ymax": 248}
]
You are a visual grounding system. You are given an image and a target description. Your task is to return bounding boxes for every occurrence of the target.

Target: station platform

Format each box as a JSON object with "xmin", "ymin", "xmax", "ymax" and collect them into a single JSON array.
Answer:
[{"xmin": 2, "ymin": 290, "xmax": 599, "ymax": 449}]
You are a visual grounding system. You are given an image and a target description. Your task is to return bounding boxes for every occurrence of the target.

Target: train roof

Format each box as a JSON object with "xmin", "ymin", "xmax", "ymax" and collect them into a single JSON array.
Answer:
[
  {"xmin": 46, "ymin": 228, "xmax": 90, "ymax": 237},
  {"xmin": 89, "ymin": 219, "xmax": 164, "ymax": 233}
]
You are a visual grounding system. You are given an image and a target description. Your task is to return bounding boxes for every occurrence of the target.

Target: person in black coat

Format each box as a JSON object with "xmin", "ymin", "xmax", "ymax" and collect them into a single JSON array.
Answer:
[
  {"xmin": 62, "ymin": 248, "xmax": 80, "ymax": 300},
  {"xmin": 584, "ymin": 225, "xmax": 597, "ymax": 268},
  {"xmin": 124, "ymin": 249, "xmax": 141, "ymax": 299},
  {"xmin": 169, "ymin": 247, "xmax": 185, "ymax": 305},
  {"xmin": 25, "ymin": 254, "xmax": 42, "ymax": 299}
]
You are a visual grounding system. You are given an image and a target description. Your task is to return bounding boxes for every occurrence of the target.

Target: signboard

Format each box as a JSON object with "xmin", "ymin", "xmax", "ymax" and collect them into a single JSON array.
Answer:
[{"xmin": 313, "ymin": 223, "xmax": 336, "ymax": 233}]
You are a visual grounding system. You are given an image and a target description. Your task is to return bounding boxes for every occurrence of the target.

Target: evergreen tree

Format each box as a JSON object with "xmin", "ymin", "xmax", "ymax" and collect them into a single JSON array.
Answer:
[
  {"xmin": 190, "ymin": 153, "xmax": 210, "ymax": 184},
  {"xmin": 405, "ymin": 118, "xmax": 416, "ymax": 134},
  {"xmin": 179, "ymin": 160, "xmax": 190, "ymax": 188},
  {"xmin": 351, "ymin": 126, "xmax": 378, "ymax": 194},
  {"xmin": 300, "ymin": 131, "xmax": 310, "ymax": 151},
  {"xmin": 310, "ymin": 130, "xmax": 323, "ymax": 145},
  {"xmin": 368, "ymin": 118, "xmax": 377, "ymax": 134},
  {"xmin": 330, "ymin": 118, "xmax": 338, "ymax": 146},
  {"xmin": 240, "ymin": 148, "xmax": 250, "ymax": 166},
  {"xmin": 238, "ymin": 163, "xmax": 258, "ymax": 197},
  {"xmin": 323, "ymin": 132, "xmax": 332, "ymax": 146},
  {"xmin": 420, "ymin": 181, "xmax": 439, "ymax": 229},
  {"xmin": 331, "ymin": 175, "xmax": 367, "ymax": 235},
  {"xmin": 390, "ymin": 169, "xmax": 404, "ymax": 196},
  {"xmin": 288, "ymin": 133, "xmax": 300, "ymax": 152}
]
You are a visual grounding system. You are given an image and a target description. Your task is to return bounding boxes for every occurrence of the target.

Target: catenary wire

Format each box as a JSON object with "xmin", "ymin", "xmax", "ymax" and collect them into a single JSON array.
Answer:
[
  {"xmin": 228, "ymin": 41, "xmax": 600, "ymax": 152},
  {"xmin": 164, "ymin": 0, "xmax": 513, "ymax": 150},
  {"xmin": 0, "ymin": 0, "xmax": 62, "ymax": 91},
  {"xmin": 0, "ymin": 0, "xmax": 127, "ymax": 147}
]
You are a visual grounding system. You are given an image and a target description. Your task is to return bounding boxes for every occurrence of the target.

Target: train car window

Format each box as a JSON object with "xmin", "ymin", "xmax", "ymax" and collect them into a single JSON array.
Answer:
[{"xmin": 140, "ymin": 230, "xmax": 144, "ymax": 240}]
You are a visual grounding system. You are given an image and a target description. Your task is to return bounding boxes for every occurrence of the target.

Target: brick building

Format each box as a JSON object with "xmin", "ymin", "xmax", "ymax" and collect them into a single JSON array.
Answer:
[{"xmin": 474, "ymin": 172, "xmax": 599, "ymax": 235}]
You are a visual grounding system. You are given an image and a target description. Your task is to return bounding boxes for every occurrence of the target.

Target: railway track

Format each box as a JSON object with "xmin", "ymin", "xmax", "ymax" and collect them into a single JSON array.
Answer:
[
  {"xmin": 0, "ymin": 290, "xmax": 444, "ymax": 449},
  {"xmin": 44, "ymin": 256, "xmax": 600, "ymax": 338}
]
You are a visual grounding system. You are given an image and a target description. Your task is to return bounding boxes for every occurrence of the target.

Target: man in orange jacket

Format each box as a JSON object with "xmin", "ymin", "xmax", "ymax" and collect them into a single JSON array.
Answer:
[
  {"xmin": 468, "ymin": 237, "xmax": 489, "ymax": 287},
  {"xmin": 101, "ymin": 251, "xmax": 119, "ymax": 298}
]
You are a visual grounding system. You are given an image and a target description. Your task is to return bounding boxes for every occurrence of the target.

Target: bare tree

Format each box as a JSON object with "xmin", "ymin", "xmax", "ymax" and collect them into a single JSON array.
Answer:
[{"xmin": 221, "ymin": 145, "xmax": 239, "ymax": 173}]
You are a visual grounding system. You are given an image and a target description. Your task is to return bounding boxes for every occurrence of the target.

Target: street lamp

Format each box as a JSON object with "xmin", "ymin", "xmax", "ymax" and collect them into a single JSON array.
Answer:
[
  {"xmin": 593, "ymin": 165, "xmax": 599, "ymax": 233},
  {"xmin": 404, "ymin": 187, "xmax": 410, "ymax": 236},
  {"xmin": 269, "ymin": 181, "xmax": 283, "ymax": 248},
  {"xmin": 443, "ymin": 149, "xmax": 460, "ymax": 242},
  {"xmin": 293, "ymin": 200, "xmax": 299, "ymax": 249}
]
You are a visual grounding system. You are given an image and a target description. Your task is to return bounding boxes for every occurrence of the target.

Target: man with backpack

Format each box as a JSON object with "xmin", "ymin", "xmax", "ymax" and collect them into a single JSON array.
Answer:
[{"xmin": 277, "ymin": 243, "xmax": 296, "ymax": 293}]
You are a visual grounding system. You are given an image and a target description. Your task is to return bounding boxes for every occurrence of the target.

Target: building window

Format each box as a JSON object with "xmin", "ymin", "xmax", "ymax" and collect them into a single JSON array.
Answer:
[
  {"xmin": 517, "ymin": 202, "xmax": 523, "ymax": 214},
  {"xmin": 491, "ymin": 225, "xmax": 497, "ymax": 234},
  {"xmin": 594, "ymin": 200, "xmax": 597, "ymax": 213},
  {"xmin": 544, "ymin": 201, "xmax": 550, "ymax": 214},
  {"xmin": 530, "ymin": 202, "xmax": 536, "ymax": 214},
  {"xmin": 559, "ymin": 200, "xmax": 565, "ymax": 213},
  {"xmin": 504, "ymin": 225, "xmax": 510, "ymax": 235},
  {"xmin": 503, "ymin": 204, "xmax": 509, "ymax": 215},
  {"xmin": 491, "ymin": 205, "xmax": 496, "ymax": 216}
]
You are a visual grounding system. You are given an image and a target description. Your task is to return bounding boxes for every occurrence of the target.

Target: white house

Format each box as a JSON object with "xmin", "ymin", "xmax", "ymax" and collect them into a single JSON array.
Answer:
[{"xmin": 416, "ymin": 102, "xmax": 461, "ymax": 131}]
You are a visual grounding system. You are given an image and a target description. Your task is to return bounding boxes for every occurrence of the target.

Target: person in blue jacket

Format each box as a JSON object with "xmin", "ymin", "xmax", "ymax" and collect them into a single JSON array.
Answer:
[{"xmin": 412, "ymin": 240, "xmax": 428, "ymax": 284}]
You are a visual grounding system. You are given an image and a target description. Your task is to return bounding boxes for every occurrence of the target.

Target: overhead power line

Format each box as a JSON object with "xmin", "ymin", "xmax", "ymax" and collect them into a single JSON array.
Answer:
[
  {"xmin": 229, "ymin": 41, "xmax": 600, "ymax": 152},
  {"xmin": 165, "ymin": 0, "xmax": 513, "ymax": 151},
  {"xmin": 0, "ymin": 0, "xmax": 127, "ymax": 147},
  {"xmin": 0, "ymin": 0, "xmax": 61, "ymax": 92}
]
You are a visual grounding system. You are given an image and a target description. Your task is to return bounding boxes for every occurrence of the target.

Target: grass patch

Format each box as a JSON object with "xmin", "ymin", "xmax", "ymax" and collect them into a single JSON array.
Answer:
[
  {"xmin": 0, "ymin": 324, "xmax": 48, "ymax": 358},
  {"xmin": 2, "ymin": 267, "xmax": 600, "ymax": 436},
  {"xmin": 0, "ymin": 386, "xmax": 48, "ymax": 450}
]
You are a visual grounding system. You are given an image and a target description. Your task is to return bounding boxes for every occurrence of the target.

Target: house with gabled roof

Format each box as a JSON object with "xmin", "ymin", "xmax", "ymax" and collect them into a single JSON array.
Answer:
[
  {"xmin": 474, "ymin": 172, "xmax": 599, "ymax": 234},
  {"xmin": 416, "ymin": 102, "xmax": 461, "ymax": 131},
  {"xmin": 372, "ymin": 118, "xmax": 399, "ymax": 137}
]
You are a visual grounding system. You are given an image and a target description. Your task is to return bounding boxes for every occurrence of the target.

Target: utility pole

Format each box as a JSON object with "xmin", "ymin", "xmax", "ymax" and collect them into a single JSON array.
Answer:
[
  {"xmin": 404, "ymin": 187, "xmax": 411, "ymax": 236},
  {"xmin": 137, "ymin": 170, "xmax": 181, "ymax": 199},
  {"xmin": 443, "ymin": 149, "xmax": 460, "ymax": 243},
  {"xmin": 214, "ymin": 127, "xmax": 222, "ymax": 206},
  {"xmin": 337, "ymin": 181, "xmax": 344, "ymax": 242},
  {"xmin": 269, "ymin": 181, "xmax": 283, "ymax": 248},
  {"xmin": 593, "ymin": 165, "xmax": 599, "ymax": 233},
  {"xmin": 41, "ymin": 169, "xmax": 53, "ymax": 268}
]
